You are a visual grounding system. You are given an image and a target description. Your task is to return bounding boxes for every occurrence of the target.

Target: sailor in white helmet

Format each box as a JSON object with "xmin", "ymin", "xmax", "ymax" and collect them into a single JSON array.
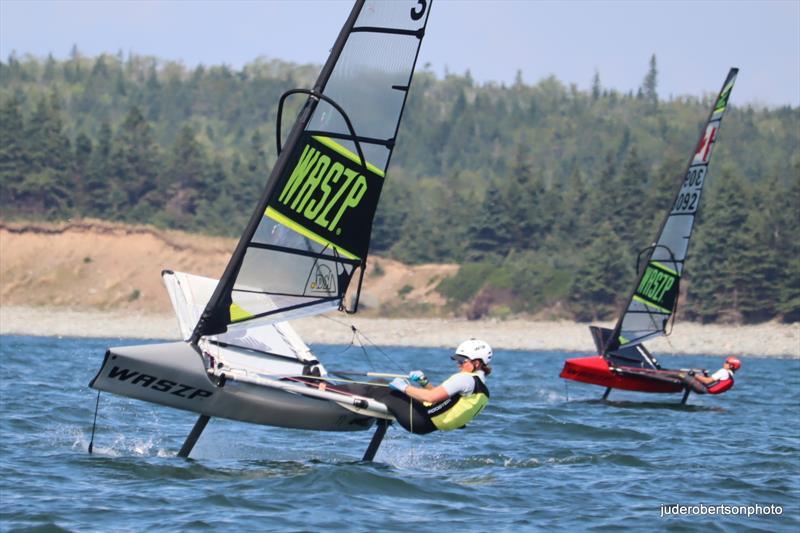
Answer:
[{"xmin": 384, "ymin": 339, "xmax": 492, "ymax": 434}]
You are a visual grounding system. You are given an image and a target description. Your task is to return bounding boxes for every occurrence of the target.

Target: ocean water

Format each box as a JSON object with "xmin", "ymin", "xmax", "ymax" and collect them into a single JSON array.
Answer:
[{"xmin": 1, "ymin": 334, "xmax": 798, "ymax": 532}]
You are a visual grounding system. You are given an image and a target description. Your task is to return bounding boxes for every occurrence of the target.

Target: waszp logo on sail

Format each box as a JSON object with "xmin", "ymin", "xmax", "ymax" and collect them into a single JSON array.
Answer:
[
  {"xmin": 278, "ymin": 143, "xmax": 368, "ymax": 236},
  {"xmin": 636, "ymin": 264, "xmax": 678, "ymax": 308}
]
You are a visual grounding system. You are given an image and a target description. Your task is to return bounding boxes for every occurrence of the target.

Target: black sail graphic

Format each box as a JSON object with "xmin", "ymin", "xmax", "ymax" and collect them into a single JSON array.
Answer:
[
  {"xmin": 192, "ymin": 1, "xmax": 432, "ymax": 341},
  {"xmin": 604, "ymin": 68, "xmax": 738, "ymax": 354}
]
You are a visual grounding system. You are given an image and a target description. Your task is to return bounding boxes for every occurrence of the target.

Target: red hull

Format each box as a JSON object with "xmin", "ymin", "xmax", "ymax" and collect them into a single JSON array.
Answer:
[{"xmin": 560, "ymin": 355, "xmax": 684, "ymax": 393}]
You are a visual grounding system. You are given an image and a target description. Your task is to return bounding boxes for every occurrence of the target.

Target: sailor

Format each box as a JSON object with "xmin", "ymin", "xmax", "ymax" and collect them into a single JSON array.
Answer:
[
  {"xmin": 680, "ymin": 356, "xmax": 741, "ymax": 394},
  {"xmin": 381, "ymin": 338, "xmax": 492, "ymax": 434}
]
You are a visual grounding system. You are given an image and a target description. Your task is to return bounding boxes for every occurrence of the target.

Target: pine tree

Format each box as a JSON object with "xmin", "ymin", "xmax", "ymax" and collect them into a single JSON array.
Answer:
[
  {"xmin": 613, "ymin": 145, "xmax": 648, "ymax": 250},
  {"xmin": 84, "ymin": 121, "xmax": 113, "ymax": 217},
  {"xmin": 775, "ymin": 164, "xmax": 800, "ymax": 321},
  {"xmin": 642, "ymin": 54, "xmax": 658, "ymax": 110},
  {"xmin": 109, "ymin": 106, "xmax": 161, "ymax": 220},
  {"xmin": 686, "ymin": 171, "xmax": 749, "ymax": 322},
  {"xmin": 20, "ymin": 91, "xmax": 74, "ymax": 215},
  {"xmin": 73, "ymin": 132, "xmax": 92, "ymax": 214},
  {"xmin": 467, "ymin": 181, "xmax": 513, "ymax": 262},
  {"xmin": 591, "ymin": 70, "xmax": 601, "ymax": 102},
  {"xmin": 569, "ymin": 221, "xmax": 632, "ymax": 321},
  {"xmin": 0, "ymin": 95, "xmax": 26, "ymax": 208},
  {"xmin": 161, "ymin": 125, "xmax": 210, "ymax": 227}
]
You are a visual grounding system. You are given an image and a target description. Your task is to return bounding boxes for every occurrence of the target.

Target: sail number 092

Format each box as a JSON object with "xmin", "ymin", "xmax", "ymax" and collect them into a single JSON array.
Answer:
[
  {"xmin": 673, "ymin": 192, "xmax": 699, "ymax": 213},
  {"xmin": 673, "ymin": 167, "xmax": 705, "ymax": 213}
]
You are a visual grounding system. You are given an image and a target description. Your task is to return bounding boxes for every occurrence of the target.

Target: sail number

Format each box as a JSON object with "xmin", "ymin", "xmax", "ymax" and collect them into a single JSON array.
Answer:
[
  {"xmin": 410, "ymin": 0, "xmax": 427, "ymax": 20},
  {"xmin": 673, "ymin": 192, "xmax": 699, "ymax": 213},
  {"xmin": 683, "ymin": 166, "xmax": 705, "ymax": 188},
  {"xmin": 672, "ymin": 166, "xmax": 706, "ymax": 214}
]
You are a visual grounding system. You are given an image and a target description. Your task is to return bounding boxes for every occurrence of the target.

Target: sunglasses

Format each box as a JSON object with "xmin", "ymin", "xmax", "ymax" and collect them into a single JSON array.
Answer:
[{"xmin": 452, "ymin": 356, "xmax": 470, "ymax": 365}]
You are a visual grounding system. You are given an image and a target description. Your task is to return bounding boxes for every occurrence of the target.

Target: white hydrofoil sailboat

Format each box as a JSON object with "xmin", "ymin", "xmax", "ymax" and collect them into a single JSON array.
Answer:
[{"xmin": 90, "ymin": 0, "xmax": 433, "ymax": 460}]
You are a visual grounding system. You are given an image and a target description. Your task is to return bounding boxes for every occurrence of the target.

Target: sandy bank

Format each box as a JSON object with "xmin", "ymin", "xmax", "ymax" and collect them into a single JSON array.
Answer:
[{"xmin": 1, "ymin": 306, "xmax": 797, "ymax": 358}]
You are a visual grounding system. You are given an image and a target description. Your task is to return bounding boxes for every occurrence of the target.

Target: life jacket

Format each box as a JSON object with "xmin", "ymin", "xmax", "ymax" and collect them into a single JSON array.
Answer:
[
  {"xmin": 706, "ymin": 374, "xmax": 734, "ymax": 394},
  {"xmin": 426, "ymin": 373, "xmax": 490, "ymax": 431}
]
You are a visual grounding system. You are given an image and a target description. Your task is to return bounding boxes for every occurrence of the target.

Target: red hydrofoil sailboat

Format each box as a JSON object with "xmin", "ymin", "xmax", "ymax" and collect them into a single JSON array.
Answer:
[{"xmin": 560, "ymin": 68, "xmax": 739, "ymax": 404}]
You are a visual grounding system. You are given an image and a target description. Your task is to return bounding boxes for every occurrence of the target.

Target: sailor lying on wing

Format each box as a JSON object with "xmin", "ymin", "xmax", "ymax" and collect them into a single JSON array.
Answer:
[
  {"xmin": 663, "ymin": 356, "xmax": 741, "ymax": 395},
  {"xmin": 337, "ymin": 339, "xmax": 493, "ymax": 434}
]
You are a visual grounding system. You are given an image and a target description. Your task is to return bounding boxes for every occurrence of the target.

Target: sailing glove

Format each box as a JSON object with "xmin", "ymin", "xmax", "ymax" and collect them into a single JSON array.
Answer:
[
  {"xmin": 408, "ymin": 370, "xmax": 429, "ymax": 387},
  {"xmin": 389, "ymin": 378, "xmax": 409, "ymax": 393}
]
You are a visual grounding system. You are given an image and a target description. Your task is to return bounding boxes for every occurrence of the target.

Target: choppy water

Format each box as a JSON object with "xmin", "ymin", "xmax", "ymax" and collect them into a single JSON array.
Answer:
[{"xmin": 1, "ymin": 334, "xmax": 798, "ymax": 531}]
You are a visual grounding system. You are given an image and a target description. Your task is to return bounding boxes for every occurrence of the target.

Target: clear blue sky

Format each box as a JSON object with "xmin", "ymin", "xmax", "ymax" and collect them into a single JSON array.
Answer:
[{"xmin": 1, "ymin": 0, "xmax": 798, "ymax": 107}]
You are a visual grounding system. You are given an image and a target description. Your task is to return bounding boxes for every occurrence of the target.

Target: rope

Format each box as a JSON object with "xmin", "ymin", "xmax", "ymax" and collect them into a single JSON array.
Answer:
[
  {"xmin": 321, "ymin": 315, "xmax": 405, "ymax": 373},
  {"xmin": 88, "ymin": 389, "xmax": 101, "ymax": 454}
]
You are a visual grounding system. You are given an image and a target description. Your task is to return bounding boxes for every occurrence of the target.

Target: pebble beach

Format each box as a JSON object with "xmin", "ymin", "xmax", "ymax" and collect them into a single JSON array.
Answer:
[{"xmin": 1, "ymin": 306, "xmax": 797, "ymax": 358}]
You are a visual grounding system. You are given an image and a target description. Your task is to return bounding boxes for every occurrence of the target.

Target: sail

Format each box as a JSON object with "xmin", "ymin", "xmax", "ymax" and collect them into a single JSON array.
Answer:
[
  {"xmin": 163, "ymin": 271, "xmax": 315, "ymax": 362},
  {"xmin": 605, "ymin": 68, "xmax": 738, "ymax": 353},
  {"xmin": 191, "ymin": 0, "xmax": 432, "ymax": 341}
]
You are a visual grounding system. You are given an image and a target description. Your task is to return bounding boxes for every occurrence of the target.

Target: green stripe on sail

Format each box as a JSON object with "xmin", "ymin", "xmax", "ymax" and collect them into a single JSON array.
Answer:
[
  {"xmin": 651, "ymin": 261, "xmax": 678, "ymax": 276},
  {"xmin": 633, "ymin": 294, "xmax": 672, "ymax": 314},
  {"xmin": 618, "ymin": 335, "xmax": 629, "ymax": 345},
  {"xmin": 713, "ymin": 80, "xmax": 735, "ymax": 114},
  {"xmin": 265, "ymin": 206, "xmax": 360, "ymax": 260},
  {"xmin": 230, "ymin": 302, "xmax": 253, "ymax": 323},
  {"xmin": 312, "ymin": 135, "xmax": 385, "ymax": 178}
]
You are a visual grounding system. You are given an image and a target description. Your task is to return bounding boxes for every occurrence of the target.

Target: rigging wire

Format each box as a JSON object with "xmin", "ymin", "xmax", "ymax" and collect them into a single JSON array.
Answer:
[{"xmin": 322, "ymin": 314, "xmax": 406, "ymax": 373}]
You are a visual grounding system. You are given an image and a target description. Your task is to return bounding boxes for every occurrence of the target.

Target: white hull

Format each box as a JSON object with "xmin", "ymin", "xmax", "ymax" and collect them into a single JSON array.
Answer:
[{"xmin": 90, "ymin": 341, "xmax": 386, "ymax": 432}]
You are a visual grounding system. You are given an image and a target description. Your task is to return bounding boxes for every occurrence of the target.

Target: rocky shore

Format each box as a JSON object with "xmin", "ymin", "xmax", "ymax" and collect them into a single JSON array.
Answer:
[{"xmin": 1, "ymin": 306, "xmax": 797, "ymax": 358}]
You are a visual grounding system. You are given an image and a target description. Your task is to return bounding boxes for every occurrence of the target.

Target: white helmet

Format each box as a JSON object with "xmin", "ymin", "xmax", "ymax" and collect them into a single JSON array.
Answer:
[{"xmin": 452, "ymin": 339, "xmax": 493, "ymax": 365}]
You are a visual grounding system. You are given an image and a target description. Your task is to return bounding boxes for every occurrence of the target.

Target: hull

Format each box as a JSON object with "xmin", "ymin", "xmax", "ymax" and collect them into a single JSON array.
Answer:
[
  {"xmin": 90, "ymin": 341, "xmax": 376, "ymax": 431},
  {"xmin": 560, "ymin": 355, "xmax": 684, "ymax": 393}
]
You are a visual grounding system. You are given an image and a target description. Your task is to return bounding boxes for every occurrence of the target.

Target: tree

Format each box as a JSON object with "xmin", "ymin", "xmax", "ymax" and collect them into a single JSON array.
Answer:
[
  {"xmin": 160, "ymin": 124, "xmax": 210, "ymax": 227},
  {"xmin": 686, "ymin": 171, "xmax": 749, "ymax": 322},
  {"xmin": 591, "ymin": 70, "xmax": 601, "ymax": 101},
  {"xmin": 19, "ymin": 91, "xmax": 74, "ymax": 215},
  {"xmin": 0, "ymin": 95, "xmax": 26, "ymax": 208},
  {"xmin": 467, "ymin": 181, "xmax": 513, "ymax": 262},
  {"xmin": 108, "ymin": 106, "xmax": 160, "ymax": 219},
  {"xmin": 569, "ymin": 221, "xmax": 632, "ymax": 321},
  {"xmin": 84, "ymin": 121, "xmax": 114, "ymax": 217},
  {"xmin": 641, "ymin": 54, "xmax": 658, "ymax": 109}
]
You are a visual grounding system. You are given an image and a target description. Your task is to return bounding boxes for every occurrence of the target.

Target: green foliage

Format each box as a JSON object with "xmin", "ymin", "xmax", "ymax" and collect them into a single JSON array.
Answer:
[
  {"xmin": 437, "ymin": 263, "xmax": 495, "ymax": 305},
  {"xmin": 398, "ymin": 284, "xmax": 413, "ymax": 298},
  {"xmin": 0, "ymin": 52, "xmax": 797, "ymax": 323}
]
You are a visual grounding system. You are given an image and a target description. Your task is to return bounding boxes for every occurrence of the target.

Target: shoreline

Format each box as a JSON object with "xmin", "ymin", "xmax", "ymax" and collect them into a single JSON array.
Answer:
[{"xmin": 1, "ymin": 306, "xmax": 797, "ymax": 358}]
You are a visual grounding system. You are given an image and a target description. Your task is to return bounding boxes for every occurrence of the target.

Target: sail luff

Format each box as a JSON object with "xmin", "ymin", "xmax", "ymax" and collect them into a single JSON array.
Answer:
[
  {"xmin": 190, "ymin": 1, "xmax": 367, "ymax": 342},
  {"xmin": 603, "ymin": 68, "xmax": 739, "ymax": 354}
]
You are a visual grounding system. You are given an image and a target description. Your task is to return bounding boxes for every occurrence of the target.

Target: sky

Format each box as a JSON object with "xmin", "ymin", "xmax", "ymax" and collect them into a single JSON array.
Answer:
[{"xmin": 1, "ymin": 0, "xmax": 798, "ymax": 108}]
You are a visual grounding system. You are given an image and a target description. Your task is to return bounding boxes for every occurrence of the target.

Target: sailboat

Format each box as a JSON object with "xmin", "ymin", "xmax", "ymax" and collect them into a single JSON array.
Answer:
[
  {"xmin": 560, "ymin": 68, "xmax": 738, "ymax": 404},
  {"xmin": 89, "ymin": 0, "xmax": 433, "ymax": 460}
]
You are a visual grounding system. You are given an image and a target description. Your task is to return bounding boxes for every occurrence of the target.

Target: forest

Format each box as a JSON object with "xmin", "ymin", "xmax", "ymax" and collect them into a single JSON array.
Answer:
[{"xmin": 1, "ymin": 50, "xmax": 798, "ymax": 323}]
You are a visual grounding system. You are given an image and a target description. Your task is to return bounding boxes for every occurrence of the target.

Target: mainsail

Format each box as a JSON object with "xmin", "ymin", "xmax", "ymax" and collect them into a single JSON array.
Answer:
[
  {"xmin": 190, "ymin": 1, "xmax": 432, "ymax": 341},
  {"xmin": 602, "ymin": 68, "xmax": 738, "ymax": 357}
]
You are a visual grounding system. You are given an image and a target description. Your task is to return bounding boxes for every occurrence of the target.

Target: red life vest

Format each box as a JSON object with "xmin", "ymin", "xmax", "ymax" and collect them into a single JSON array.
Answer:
[{"xmin": 706, "ymin": 375, "xmax": 734, "ymax": 394}]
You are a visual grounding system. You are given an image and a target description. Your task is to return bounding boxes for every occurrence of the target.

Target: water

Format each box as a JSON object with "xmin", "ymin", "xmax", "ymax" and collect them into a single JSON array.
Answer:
[{"xmin": 1, "ymin": 335, "xmax": 798, "ymax": 532}]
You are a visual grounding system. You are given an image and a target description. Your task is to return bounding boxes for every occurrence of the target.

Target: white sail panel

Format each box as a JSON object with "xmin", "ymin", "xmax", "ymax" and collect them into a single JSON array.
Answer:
[{"xmin": 163, "ymin": 271, "xmax": 318, "ymax": 362}]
